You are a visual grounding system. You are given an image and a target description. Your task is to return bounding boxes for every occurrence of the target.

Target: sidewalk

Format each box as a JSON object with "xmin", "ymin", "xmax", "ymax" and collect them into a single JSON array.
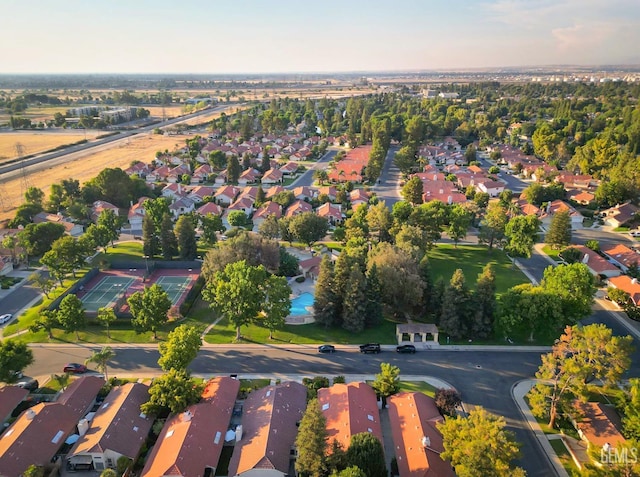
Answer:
[{"xmin": 512, "ymin": 380, "xmax": 569, "ymax": 477}]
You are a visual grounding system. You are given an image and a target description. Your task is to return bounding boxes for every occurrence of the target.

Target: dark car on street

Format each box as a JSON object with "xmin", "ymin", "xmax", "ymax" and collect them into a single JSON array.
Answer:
[
  {"xmin": 396, "ymin": 344, "xmax": 416, "ymax": 354},
  {"xmin": 63, "ymin": 363, "xmax": 87, "ymax": 374},
  {"xmin": 359, "ymin": 343, "xmax": 381, "ymax": 354},
  {"xmin": 318, "ymin": 344, "xmax": 336, "ymax": 353}
]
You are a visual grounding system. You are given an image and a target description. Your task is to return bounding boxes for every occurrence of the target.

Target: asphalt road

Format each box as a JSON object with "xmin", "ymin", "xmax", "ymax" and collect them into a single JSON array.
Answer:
[
  {"xmin": 372, "ymin": 145, "xmax": 402, "ymax": 207},
  {"xmin": 25, "ymin": 345, "xmax": 550, "ymax": 476},
  {"xmin": 287, "ymin": 150, "xmax": 337, "ymax": 188},
  {"xmin": 0, "ymin": 104, "xmax": 231, "ymax": 181}
]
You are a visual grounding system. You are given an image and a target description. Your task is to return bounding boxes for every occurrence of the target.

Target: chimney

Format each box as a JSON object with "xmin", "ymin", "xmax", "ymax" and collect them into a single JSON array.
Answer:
[
  {"xmin": 235, "ymin": 424, "xmax": 243, "ymax": 441},
  {"xmin": 78, "ymin": 418, "xmax": 90, "ymax": 436},
  {"xmin": 583, "ymin": 254, "xmax": 589, "ymax": 264},
  {"xmin": 25, "ymin": 409, "xmax": 36, "ymax": 421},
  {"xmin": 633, "ymin": 278, "xmax": 638, "ymax": 285},
  {"xmin": 421, "ymin": 436, "xmax": 431, "ymax": 448},
  {"xmin": 182, "ymin": 410, "xmax": 193, "ymax": 422}
]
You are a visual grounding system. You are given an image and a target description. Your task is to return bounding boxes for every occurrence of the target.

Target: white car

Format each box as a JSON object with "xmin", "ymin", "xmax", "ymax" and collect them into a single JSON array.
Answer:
[
  {"xmin": 0, "ymin": 313, "xmax": 12, "ymax": 324},
  {"xmin": 629, "ymin": 230, "xmax": 640, "ymax": 237}
]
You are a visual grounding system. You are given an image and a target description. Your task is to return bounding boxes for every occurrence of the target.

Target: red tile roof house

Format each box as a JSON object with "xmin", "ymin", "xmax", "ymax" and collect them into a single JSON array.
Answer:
[
  {"xmin": 318, "ymin": 382, "xmax": 383, "ymax": 453},
  {"xmin": 279, "ymin": 162, "xmax": 299, "ymax": 176},
  {"xmin": 388, "ymin": 392, "xmax": 455, "ymax": 477},
  {"xmin": 570, "ymin": 401, "xmax": 626, "ymax": 457},
  {"xmin": 214, "ymin": 170, "xmax": 228, "ymax": 185},
  {"xmin": 191, "ymin": 164, "xmax": 214, "ymax": 184},
  {"xmin": 196, "ymin": 201, "xmax": 224, "ymax": 217},
  {"xmin": 238, "ymin": 168, "xmax": 261, "ymax": 186},
  {"xmin": 0, "ymin": 376, "xmax": 104, "ymax": 477},
  {"xmin": 127, "ymin": 197, "xmax": 148, "ymax": 230},
  {"xmin": 227, "ymin": 196, "xmax": 255, "ymax": 216},
  {"xmin": 566, "ymin": 189, "xmax": 595, "ymax": 206},
  {"xmin": 540, "ymin": 200, "xmax": 583, "ymax": 228},
  {"xmin": 261, "ymin": 168, "xmax": 284, "ymax": 185},
  {"xmin": 316, "ymin": 186, "xmax": 338, "ymax": 202},
  {"xmin": 316, "ymin": 202, "xmax": 343, "ymax": 226},
  {"xmin": 566, "ymin": 245, "xmax": 621, "ymax": 278},
  {"xmin": 293, "ymin": 186, "xmax": 315, "ymax": 201},
  {"xmin": 146, "ymin": 164, "xmax": 171, "ymax": 183},
  {"xmin": 285, "ymin": 200, "xmax": 313, "ymax": 218},
  {"xmin": 167, "ymin": 164, "xmax": 192, "ymax": 184},
  {"xmin": 601, "ymin": 243, "xmax": 639, "ymax": 272},
  {"xmin": 66, "ymin": 383, "xmax": 152, "ymax": 472},
  {"xmin": 252, "ymin": 202, "xmax": 282, "ymax": 230},
  {"xmin": 188, "ymin": 185, "xmax": 216, "ymax": 204},
  {"xmin": 0, "ymin": 386, "xmax": 28, "ymax": 424},
  {"xmin": 162, "ymin": 182, "xmax": 190, "ymax": 200},
  {"xmin": 601, "ymin": 202, "xmax": 639, "ymax": 228},
  {"xmin": 607, "ymin": 275, "xmax": 640, "ymax": 306},
  {"xmin": 265, "ymin": 185, "xmax": 285, "ymax": 199},
  {"xmin": 299, "ymin": 255, "xmax": 322, "ymax": 280},
  {"xmin": 91, "ymin": 200, "xmax": 119, "ymax": 223},
  {"xmin": 142, "ymin": 377, "xmax": 240, "ymax": 477},
  {"xmin": 349, "ymin": 189, "xmax": 370, "ymax": 208},
  {"xmin": 476, "ymin": 179, "xmax": 505, "ymax": 197},
  {"xmin": 33, "ymin": 212, "xmax": 84, "ymax": 237},
  {"xmin": 227, "ymin": 381, "xmax": 307, "ymax": 477},
  {"xmin": 214, "ymin": 186, "xmax": 240, "ymax": 206},
  {"xmin": 169, "ymin": 197, "xmax": 196, "ymax": 219}
]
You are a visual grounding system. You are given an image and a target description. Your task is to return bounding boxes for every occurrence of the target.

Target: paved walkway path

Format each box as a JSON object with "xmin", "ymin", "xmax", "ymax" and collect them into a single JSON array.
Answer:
[{"xmin": 512, "ymin": 380, "xmax": 569, "ymax": 477}]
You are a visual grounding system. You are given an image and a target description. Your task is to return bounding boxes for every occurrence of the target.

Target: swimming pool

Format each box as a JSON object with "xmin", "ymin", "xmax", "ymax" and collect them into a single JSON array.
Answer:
[{"xmin": 290, "ymin": 292, "xmax": 314, "ymax": 316}]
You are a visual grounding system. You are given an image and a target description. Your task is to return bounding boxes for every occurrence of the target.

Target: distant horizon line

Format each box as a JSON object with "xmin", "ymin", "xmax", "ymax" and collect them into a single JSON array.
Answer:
[{"xmin": 1, "ymin": 63, "xmax": 640, "ymax": 77}]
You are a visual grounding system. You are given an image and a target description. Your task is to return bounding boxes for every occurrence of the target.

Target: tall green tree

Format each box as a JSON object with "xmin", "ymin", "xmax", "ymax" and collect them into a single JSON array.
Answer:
[
  {"xmin": 439, "ymin": 269, "xmax": 472, "ymax": 340},
  {"xmin": 143, "ymin": 197, "xmax": 171, "ymax": 229},
  {"xmin": 128, "ymin": 283, "xmax": 172, "ymax": 339},
  {"xmin": 29, "ymin": 309, "xmax": 58, "ymax": 340},
  {"xmin": 472, "ymin": 264, "xmax": 496, "ymax": 339},
  {"xmin": 289, "ymin": 212, "xmax": 329, "ymax": 247},
  {"xmin": 96, "ymin": 209, "xmax": 123, "ymax": 248},
  {"xmin": 85, "ymin": 224, "xmax": 111, "ymax": 254},
  {"xmin": 96, "ymin": 307, "xmax": 117, "ymax": 339},
  {"xmin": 295, "ymin": 399, "xmax": 328, "ymax": 477},
  {"xmin": 505, "ymin": 215, "xmax": 540, "ymax": 259},
  {"xmin": 261, "ymin": 274, "xmax": 291, "ymax": 339},
  {"xmin": 140, "ymin": 368, "xmax": 203, "ymax": 416},
  {"xmin": 545, "ymin": 210, "xmax": 572, "ymax": 249},
  {"xmin": 57, "ymin": 294, "xmax": 86, "ymax": 340},
  {"xmin": 447, "ymin": 204, "xmax": 471, "ymax": 247},
  {"xmin": 540, "ymin": 262, "xmax": 595, "ymax": 323},
  {"xmin": 175, "ymin": 215, "xmax": 197, "ymax": 260},
  {"xmin": 227, "ymin": 155, "xmax": 241, "ymax": 183},
  {"xmin": 85, "ymin": 346, "xmax": 115, "ymax": 381},
  {"xmin": 342, "ymin": 266, "xmax": 368, "ymax": 333},
  {"xmin": 364, "ymin": 264, "xmax": 383, "ymax": 328},
  {"xmin": 142, "ymin": 215, "xmax": 159, "ymax": 258},
  {"xmin": 401, "ymin": 176, "xmax": 424, "ymax": 205},
  {"xmin": 498, "ymin": 284, "xmax": 563, "ymax": 341},
  {"xmin": 0, "ymin": 341, "xmax": 34, "ymax": 384},
  {"xmin": 160, "ymin": 213, "xmax": 178, "ymax": 260},
  {"xmin": 371, "ymin": 362, "xmax": 400, "ymax": 405},
  {"xmin": 202, "ymin": 260, "xmax": 267, "ymax": 340},
  {"xmin": 478, "ymin": 202, "xmax": 507, "ymax": 250},
  {"xmin": 158, "ymin": 325, "xmax": 202, "ymax": 372},
  {"xmin": 437, "ymin": 407, "xmax": 525, "ymax": 477},
  {"xmin": 345, "ymin": 433, "xmax": 387, "ymax": 477},
  {"xmin": 201, "ymin": 213, "xmax": 224, "ymax": 244},
  {"xmin": 313, "ymin": 255, "xmax": 339, "ymax": 328},
  {"xmin": 528, "ymin": 324, "xmax": 633, "ymax": 428}
]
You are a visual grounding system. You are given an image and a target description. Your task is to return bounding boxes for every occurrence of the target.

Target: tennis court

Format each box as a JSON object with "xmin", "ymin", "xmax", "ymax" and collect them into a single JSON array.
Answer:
[
  {"xmin": 155, "ymin": 275, "xmax": 193, "ymax": 305},
  {"xmin": 80, "ymin": 276, "xmax": 135, "ymax": 312}
]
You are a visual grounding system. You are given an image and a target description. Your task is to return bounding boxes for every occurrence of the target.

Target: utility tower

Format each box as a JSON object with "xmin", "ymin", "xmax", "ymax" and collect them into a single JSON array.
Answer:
[{"xmin": 15, "ymin": 142, "xmax": 31, "ymax": 197}]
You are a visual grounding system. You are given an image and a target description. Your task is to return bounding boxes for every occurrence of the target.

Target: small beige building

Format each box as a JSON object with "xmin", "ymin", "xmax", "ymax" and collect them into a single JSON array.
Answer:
[{"xmin": 396, "ymin": 324, "xmax": 440, "ymax": 348}]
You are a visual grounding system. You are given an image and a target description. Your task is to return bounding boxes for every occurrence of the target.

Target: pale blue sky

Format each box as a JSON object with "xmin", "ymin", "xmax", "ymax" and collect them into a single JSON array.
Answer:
[{"xmin": 1, "ymin": 0, "xmax": 638, "ymax": 74}]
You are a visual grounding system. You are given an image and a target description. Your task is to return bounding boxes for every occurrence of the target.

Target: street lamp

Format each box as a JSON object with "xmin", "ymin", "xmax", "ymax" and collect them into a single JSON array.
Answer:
[{"xmin": 142, "ymin": 255, "xmax": 150, "ymax": 278}]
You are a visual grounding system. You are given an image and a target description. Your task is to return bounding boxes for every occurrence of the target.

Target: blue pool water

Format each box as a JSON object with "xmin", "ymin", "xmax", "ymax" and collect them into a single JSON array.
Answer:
[{"xmin": 290, "ymin": 292, "xmax": 314, "ymax": 316}]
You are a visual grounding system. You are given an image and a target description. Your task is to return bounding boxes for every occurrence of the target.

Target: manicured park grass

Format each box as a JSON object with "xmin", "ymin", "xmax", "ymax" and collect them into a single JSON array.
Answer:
[
  {"xmin": 205, "ymin": 317, "xmax": 398, "ymax": 345},
  {"xmin": 427, "ymin": 244, "xmax": 528, "ymax": 295}
]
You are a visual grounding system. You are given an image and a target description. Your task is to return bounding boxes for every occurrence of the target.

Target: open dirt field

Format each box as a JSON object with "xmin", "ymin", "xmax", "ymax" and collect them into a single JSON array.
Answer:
[
  {"xmin": 0, "ymin": 133, "xmax": 185, "ymax": 222},
  {"xmin": 0, "ymin": 130, "xmax": 103, "ymax": 162},
  {"xmin": 145, "ymin": 105, "xmax": 186, "ymax": 119}
]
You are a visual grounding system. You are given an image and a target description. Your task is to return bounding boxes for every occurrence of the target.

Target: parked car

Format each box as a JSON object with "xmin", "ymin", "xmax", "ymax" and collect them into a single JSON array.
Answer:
[
  {"xmin": 396, "ymin": 344, "xmax": 416, "ymax": 354},
  {"xmin": 16, "ymin": 378, "xmax": 39, "ymax": 392},
  {"xmin": 0, "ymin": 313, "xmax": 12, "ymax": 324},
  {"xmin": 63, "ymin": 363, "xmax": 87, "ymax": 374},
  {"xmin": 318, "ymin": 344, "xmax": 336, "ymax": 353},
  {"xmin": 359, "ymin": 343, "xmax": 381, "ymax": 354},
  {"xmin": 629, "ymin": 230, "xmax": 640, "ymax": 237}
]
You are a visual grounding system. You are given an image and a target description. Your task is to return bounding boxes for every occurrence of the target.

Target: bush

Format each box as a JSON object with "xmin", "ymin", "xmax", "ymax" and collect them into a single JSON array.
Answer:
[
  {"xmin": 295, "ymin": 276, "xmax": 306, "ymax": 283},
  {"xmin": 434, "ymin": 388, "xmax": 462, "ymax": 416},
  {"xmin": 333, "ymin": 375, "xmax": 346, "ymax": 384}
]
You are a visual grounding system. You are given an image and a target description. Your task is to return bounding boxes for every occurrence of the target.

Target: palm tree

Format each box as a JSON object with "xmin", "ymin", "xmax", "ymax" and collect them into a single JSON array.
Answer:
[
  {"xmin": 85, "ymin": 346, "xmax": 116, "ymax": 381},
  {"xmin": 52, "ymin": 373, "xmax": 71, "ymax": 392},
  {"xmin": 313, "ymin": 169, "xmax": 328, "ymax": 185}
]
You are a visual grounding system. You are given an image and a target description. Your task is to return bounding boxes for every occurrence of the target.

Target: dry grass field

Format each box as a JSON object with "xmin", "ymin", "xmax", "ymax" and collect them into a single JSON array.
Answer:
[
  {"xmin": 0, "ymin": 133, "xmax": 185, "ymax": 222},
  {"xmin": 0, "ymin": 131, "xmax": 102, "ymax": 162},
  {"xmin": 0, "ymin": 105, "xmax": 69, "ymax": 124}
]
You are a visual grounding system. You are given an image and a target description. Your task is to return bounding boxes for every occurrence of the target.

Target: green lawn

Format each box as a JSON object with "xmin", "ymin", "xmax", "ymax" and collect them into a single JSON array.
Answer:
[
  {"xmin": 92, "ymin": 241, "xmax": 145, "ymax": 263},
  {"xmin": 204, "ymin": 317, "xmax": 398, "ymax": 344},
  {"xmin": 427, "ymin": 244, "xmax": 528, "ymax": 295},
  {"xmin": 549, "ymin": 439, "xmax": 581, "ymax": 476},
  {"xmin": 541, "ymin": 245, "xmax": 563, "ymax": 262},
  {"xmin": 399, "ymin": 380, "xmax": 438, "ymax": 398},
  {"xmin": 10, "ymin": 299, "xmax": 214, "ymax": 344}
]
